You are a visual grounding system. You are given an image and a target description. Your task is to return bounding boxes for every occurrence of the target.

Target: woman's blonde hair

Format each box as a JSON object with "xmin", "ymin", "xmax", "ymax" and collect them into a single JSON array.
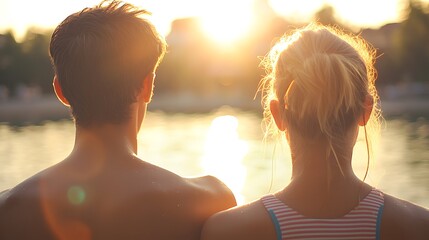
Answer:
[{"xmin": 259, "ymin": 23, "xmax": 381, "ymax": 176}]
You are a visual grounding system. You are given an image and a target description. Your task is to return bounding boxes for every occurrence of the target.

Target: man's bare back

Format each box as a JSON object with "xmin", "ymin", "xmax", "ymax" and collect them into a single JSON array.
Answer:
[{"xmin": 0, "ymin": 154, "xmax": 235, "ymax": 239}]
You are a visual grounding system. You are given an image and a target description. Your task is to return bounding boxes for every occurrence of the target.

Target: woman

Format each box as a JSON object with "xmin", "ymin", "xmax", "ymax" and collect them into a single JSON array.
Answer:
[{"xmin": 201, "ymin": 23, "xmax": 429, "ymax": 240}]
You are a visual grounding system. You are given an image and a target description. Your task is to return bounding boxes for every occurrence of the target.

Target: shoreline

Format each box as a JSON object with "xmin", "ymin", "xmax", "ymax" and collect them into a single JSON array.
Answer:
[{"xmin": 0, "ymin": 94, "xmax": 428, "ymax": 124}]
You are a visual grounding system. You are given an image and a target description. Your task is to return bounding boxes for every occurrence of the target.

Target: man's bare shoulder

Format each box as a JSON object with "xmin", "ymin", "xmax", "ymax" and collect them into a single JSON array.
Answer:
[
  {"xmin": 149, "ymin": 172, "xmax": 237, "ymax": 216},
  {"xmin": 0, "ymin": 188, "xmax": 11, "ymax": 214},
  {"xmin": 0, "ymin": 160, "xmax": 74, "ymax": 211},
  {"xmin": 120, "ymin": 165, "xmax": 237, "ymax": 240},
  {"xmin": 0, "ymin": 175, "xmax": 54, "ymax": 239},
  {"xmin": 0, "ymin": 174, "xmax": 42, "ymax": 208},
  {"xmin": 0, "ymin": 188, "xmax": 10, "ymax": 202},
  {"xmin": 381, "ymin": 193, "xmax": 429, "ymax": 240},
  {"xmin": 135, "ymin": 161, "xmax": 236, "ymax": 208},
  {"xmin": 184, "ymin": 175, "xmax": 236, "ymax": 204}
]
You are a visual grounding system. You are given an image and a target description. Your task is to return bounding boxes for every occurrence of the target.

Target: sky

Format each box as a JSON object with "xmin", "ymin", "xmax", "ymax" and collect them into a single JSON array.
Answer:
[{"xmin": 0, "ymin": 0, "xmax": 427, "ymax": 43}]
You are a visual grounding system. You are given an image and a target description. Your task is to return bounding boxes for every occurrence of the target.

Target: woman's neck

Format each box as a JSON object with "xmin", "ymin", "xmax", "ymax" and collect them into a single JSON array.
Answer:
[
  {"xmin": 287, "ymin": 129, "xmax": 362, "ymax": 191},
  {"xmin": 287, "ymin": 126, "xmax": 359, "ymax": 181},
  {"xmin": 280, "ymin": 128, "xmax": 373, "ymax": 215}
]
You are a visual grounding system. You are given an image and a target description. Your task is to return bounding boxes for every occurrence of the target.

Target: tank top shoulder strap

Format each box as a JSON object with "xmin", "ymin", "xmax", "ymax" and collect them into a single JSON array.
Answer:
[
  {"xmin": 261, "ymin": 194, "xmax": 285, "ymax": 240},
  {"xmin": 354, "ymin": 188, "xmax": 385, "ymax": 240}
]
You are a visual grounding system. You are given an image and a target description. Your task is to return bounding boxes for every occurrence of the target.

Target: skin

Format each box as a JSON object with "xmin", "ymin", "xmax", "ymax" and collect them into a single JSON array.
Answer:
[
  {"xmin": 201, "ymin": 98, "xmax": 429, "ymax": 240},
  {"xmin": 0, "ymin": 75, "xmax": 237, "ymax": 240}
]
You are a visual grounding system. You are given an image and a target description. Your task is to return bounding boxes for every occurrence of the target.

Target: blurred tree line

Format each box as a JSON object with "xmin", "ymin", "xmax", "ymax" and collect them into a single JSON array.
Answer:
[
  {"xmin": 0, "ymin": 29, "xmax": 53, "ymax": 97},
  {"xmin": 394, "ymin": 1, "xmax": 429, "ymax": 83},
  {"xmin": 0, "ymin": 1, "xmax": 428, "ymax": 102}
]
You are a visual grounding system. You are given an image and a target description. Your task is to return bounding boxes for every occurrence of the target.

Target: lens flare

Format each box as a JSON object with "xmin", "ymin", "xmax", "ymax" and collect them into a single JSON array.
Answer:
[{"xmin": 67, "ymin": 185, "xmax": 86, "ymax": 205}]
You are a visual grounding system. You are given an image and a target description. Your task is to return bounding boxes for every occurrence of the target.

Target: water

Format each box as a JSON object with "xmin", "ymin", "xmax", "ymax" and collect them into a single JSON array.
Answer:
[{"xmin": 1, "ymin": 107, "xmax": 428, "ymax": 208}]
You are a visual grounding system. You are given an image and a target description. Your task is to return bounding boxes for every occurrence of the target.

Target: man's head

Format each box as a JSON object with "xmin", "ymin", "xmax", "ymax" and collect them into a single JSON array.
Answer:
[{"xmin": 50, "ymin": 0, "xmax": 166, "ymax": 127}]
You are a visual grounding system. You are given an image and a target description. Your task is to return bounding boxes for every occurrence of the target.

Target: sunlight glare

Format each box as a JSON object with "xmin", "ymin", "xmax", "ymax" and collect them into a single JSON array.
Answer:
[
  {"xmin": 199, "ymin": 0, "xmax": 253, "ymax": 45},
  {"xmin": 269, "ymin": 0, "xmax": 404, "ymax": 28},
  {"xmin": 201, "ymin": 115, "xmax": 248, "ymax": 204},
  {"xmin": 269, "ymin": 0, "xmax": 324, "ymax": 23}
]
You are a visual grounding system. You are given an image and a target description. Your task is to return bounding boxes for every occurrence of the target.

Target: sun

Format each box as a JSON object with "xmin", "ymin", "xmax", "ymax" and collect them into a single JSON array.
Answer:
[{"xmin": 198, "ymin": 0, "xmax": 253, "ymax": 45}]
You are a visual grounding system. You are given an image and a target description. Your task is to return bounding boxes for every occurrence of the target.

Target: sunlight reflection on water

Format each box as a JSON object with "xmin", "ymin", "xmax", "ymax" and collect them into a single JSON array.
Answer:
[
  {"xmin": 200, "ymin": 115, "xmax": 248, "ymax": 204},
  {"xmin": 0, "ymin": 109, "xmax": 428, "ymax": 208}
]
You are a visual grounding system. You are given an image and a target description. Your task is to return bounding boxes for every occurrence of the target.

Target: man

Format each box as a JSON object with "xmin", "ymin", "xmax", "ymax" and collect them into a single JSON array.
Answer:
[{"xmin": 0, "ymin": 1, "xmax": 236, "ymax": 239}]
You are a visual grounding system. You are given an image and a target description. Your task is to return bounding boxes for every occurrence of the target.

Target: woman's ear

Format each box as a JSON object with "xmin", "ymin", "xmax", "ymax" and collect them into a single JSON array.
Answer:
[
  {"xmin": 53, "ymin": 76, "xmax": 70, "ymax": 107},
  {"xmin": 138, "ymin": 73, "xmax": 155, "ymax": 103},
  {"xmin": 270, "ymin": 99, "xmax": 286, "ymax": 131},
  {"xmin": 358, "ymin": 95, "xmax": 373, "ymax": 126}
]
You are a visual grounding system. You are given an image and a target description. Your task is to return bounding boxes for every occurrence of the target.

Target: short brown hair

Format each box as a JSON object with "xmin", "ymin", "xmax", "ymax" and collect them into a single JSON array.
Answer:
[{"xmin": 50, "ymin": 0, "xmax": 166, "ymax": 127}]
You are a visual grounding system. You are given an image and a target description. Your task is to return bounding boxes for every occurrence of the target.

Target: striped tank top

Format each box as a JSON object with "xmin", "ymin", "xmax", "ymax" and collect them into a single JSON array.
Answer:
[{"xmin": 261, "ymin": 189, "xmax": 384, "ymax": 240}]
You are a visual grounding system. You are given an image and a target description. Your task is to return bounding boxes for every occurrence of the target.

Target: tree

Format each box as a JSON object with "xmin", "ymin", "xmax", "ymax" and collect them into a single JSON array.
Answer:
[
  {"xmin": 393, "ymin": 1, "xmax": 429, "ymax": 82},
  {"xmin": 19, "ymin": 29, "xmax": 54, "ymax": 93},
  {"xmin": 0, "ymin": 31, "xmax": 22, "ymax": 95}
]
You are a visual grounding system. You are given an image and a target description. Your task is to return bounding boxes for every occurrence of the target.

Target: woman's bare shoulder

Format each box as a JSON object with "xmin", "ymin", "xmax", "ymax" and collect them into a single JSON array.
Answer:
[
  {"xmin": 201, "ymin": 197, "xmax": 277, "ymax": 240},
  {"xmin": 381, "ymin": 193, "xmax": 429, "ymax": 240}
]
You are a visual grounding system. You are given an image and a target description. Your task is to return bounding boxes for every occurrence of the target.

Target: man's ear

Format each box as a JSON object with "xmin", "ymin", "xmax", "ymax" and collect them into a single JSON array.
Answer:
[
  {"xmin": 358, "ymin": 95, "xmax": 373, "ymax": 126},
  {"xmin": 53, "ymin": 76, "xmax": 70, "ymax": 107},
  {"xmin": 270, "ymin": 99, "xmax": 286, "ymax": 131},
  {"xmin": 138, "ymin": 73, "xmax": 155, "ymax": 103}
]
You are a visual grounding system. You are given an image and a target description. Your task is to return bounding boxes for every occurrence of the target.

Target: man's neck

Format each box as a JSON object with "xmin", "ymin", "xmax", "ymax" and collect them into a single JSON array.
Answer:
[
  {"xmin": 67, "ymin": 102, "xmax": 147, "ymax": 166},
  {"xmin": 70, "ymin": 123, "xmax": 138, "ymax": 164}
]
